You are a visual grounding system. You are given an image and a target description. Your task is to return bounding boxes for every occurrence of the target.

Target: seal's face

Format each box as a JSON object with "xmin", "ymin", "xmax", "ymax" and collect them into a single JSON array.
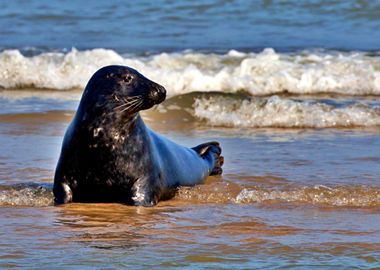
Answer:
[{"xmin": 81, "ymin": 65, "xmax": 166, "ymax": 117}]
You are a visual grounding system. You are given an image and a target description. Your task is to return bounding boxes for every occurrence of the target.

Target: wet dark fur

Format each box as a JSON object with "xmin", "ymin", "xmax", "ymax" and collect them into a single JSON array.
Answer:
[{"xmin": 53, "ymin": 65, "xmax": 223, "ymax": 206}]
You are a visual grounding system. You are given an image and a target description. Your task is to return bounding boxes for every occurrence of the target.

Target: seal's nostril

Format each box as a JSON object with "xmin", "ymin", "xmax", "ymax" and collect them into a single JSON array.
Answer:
[
  {"xmin": 151, "ymin": 90, "xmax": 158, "ymax": 97},
  {"xmin": 148, "ymin": 83, "xmax": 167, "ymax": 104},
  {"xmin": 148, "ymin": 86, "xmax": 166, "ymax": 104},
  {"xmin": 152, "ymin": 86, "xmax": 166, "ymax": 97},
  {"xmin": 158, "ymin": 86, "xmax": 166, "ymax": 95}
]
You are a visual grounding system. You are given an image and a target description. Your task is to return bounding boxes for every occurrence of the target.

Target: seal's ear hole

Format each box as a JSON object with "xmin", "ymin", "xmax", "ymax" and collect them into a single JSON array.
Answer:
[
  {"xmin": 106, "ymin": 73, "xmax": 114, "ymax": 79},
  {"xmin": 123, "ymin": 75, "xmax": 133, "ymax": 85}
]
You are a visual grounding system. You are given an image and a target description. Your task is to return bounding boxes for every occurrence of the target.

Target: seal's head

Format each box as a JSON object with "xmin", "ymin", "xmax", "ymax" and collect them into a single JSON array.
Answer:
[{"xmin": 78, "ymin": 65, "xmax": 166, "ymax": 119}]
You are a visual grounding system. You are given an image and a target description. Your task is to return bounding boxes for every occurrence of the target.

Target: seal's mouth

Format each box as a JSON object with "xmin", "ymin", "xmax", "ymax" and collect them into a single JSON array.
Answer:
[{"xmin": 153, "ymin": 92, "xmax": 166, "ymax": 104}]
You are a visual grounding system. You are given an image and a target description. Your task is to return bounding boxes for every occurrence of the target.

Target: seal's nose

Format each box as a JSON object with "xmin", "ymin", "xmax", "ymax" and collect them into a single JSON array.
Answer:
[{"xmin": 150, "ymin": 84, "xmax": 167, "ymax": 104}]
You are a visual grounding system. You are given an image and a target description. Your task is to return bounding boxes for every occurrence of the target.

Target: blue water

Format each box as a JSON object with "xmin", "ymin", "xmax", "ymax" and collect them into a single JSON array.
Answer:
[{"xmin": 0, "ymin": 0, "xmax": 379, "ymax": 53}]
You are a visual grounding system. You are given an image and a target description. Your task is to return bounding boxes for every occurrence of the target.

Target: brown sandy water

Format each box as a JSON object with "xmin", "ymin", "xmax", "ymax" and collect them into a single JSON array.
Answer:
[{"xmin": 0, "ymin": 90, "xmax": 380, "ymax": 269}]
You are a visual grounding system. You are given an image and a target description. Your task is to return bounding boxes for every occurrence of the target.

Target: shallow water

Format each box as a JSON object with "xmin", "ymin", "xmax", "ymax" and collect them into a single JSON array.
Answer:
[
  {"xmin": 2, "ymin": 204, "xmax": 380, "ymax": 269},
  {"xmin": 1, "ymin": 93, "xmax": 380, "ymax": 269}
]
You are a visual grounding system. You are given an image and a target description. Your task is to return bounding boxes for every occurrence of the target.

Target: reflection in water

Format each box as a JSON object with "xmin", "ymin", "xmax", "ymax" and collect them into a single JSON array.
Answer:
[
  {"xmin": 56, "ymin": 203, "xmax": 181, "ymax": 250},
  {"xmin": 53, "ymin": 203, "xmax": 292, "ymax": 267}
]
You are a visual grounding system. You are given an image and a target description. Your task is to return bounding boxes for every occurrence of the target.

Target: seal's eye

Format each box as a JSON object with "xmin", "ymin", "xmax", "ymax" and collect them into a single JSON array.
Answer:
[{"xmin": 123, "ymin": 75, "xmax": 133, "ymax": 85}]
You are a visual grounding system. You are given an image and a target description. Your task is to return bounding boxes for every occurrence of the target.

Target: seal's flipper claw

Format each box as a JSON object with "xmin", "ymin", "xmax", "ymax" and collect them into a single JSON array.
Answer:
[{"xmin": 210, "ymin": 155, "xmax": 224, "ymax": 175}]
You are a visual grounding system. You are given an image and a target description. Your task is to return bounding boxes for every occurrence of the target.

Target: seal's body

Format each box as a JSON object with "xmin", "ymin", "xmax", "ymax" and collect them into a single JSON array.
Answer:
[{"xmin": 53, "ymin": 66, "xmax": 223, "ymax": 206}]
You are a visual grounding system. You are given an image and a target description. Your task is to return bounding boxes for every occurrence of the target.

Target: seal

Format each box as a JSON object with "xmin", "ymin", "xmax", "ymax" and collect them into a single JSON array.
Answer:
[{"xmin": 53, "ymin": 65, "xmax": 223, "ymax": 206}]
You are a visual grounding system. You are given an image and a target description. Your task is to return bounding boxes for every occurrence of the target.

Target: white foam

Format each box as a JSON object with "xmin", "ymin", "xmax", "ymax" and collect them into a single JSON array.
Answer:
[
  {"xmin": 0, "ymin": 48, "xmax": 379, "ymax": 95},
  {"xmin": 0, "ymin": 184, "xmax": 53, "ymax": 207},
  {"xmin": 0, "ymin": 48, "xmax": 125, "ymax": 90},
  {"xmin": 176, "ymin": 182, "xmax": 380, "ymax": 207},
  {"xmin": 235, "ymin": 185, "xmax": 380, "ymax": 207},
  {"xmin": 193, "ymin": 95, "xmax": 380, "ymax": 128}
]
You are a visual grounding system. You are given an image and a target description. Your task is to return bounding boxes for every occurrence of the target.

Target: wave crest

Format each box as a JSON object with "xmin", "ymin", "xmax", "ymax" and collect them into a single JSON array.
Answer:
[{"xmin": 1, "ymin": 48, "xmax": 379, "ymax": 96}]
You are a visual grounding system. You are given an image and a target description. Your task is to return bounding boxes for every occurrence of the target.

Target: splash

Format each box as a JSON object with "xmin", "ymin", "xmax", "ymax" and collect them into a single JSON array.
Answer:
[{"xmin": 0, "ymin": 183, "xmax": 54, "ymax": 207}]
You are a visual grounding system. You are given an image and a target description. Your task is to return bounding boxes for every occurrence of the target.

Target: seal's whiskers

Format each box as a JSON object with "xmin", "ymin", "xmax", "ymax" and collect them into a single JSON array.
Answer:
[
  {"xmin": 113, "ymin": 96, "xmax": 142, "ymax": 111},
  {"xmin": 120, "ymin": 99, "xmax": 143, "ymax": 113}
]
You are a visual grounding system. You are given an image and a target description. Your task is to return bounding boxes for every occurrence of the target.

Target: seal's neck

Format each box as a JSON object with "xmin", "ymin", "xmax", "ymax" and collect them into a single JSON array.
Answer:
[
  {"xmin": 105, "ymin": 112, "xmax": 141, "ymax": 130},
  {"xmin": 75, "ymin": 108, "xmax": 146, "ymax": 141}
]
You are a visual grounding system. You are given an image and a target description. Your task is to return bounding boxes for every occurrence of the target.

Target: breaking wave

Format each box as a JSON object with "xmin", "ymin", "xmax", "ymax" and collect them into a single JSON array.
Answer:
[
  {"xmin": 1, "ymin": 48, "xmax": 380, "ymax": 96},
  {"xmin": 193, "ymin": 95, "xmax": 380, "ymax": 128}
]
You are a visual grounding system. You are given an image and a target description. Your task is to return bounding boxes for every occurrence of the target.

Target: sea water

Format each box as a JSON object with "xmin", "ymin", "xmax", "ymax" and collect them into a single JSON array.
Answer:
[{"xmin": 0, "ymin": 1, "xmax": 380, "ymax": 269}]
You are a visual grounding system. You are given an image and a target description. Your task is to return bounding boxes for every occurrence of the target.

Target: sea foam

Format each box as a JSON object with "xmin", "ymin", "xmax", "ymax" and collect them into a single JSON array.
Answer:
[
  {"xmin": 2, "ymin": 182, "xmax": 378, "ymax": 208},
  {"xmin": 0, "ymin": 48, "xmax": 379, "ymax": 96},
  {"xmin": 176, "ymin": 183, "xmax": 380, "ymax": 207},
  {"xmin": 235, "ymin": 185, "xmax": 380, "ymax": 207},
  {"xmin": 193, "ymin": 95, "xmax": 380, "ymax": 128},
  {"xmin": 0, "ymin": 183, "xmax": 53, "ymax": 207}
]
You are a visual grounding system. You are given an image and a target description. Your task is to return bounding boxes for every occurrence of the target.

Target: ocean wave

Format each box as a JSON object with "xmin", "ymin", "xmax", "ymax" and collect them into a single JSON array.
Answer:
[
  {"xmin": 0, "ymin": 48, "xmax": 379, "ymax": 95},
  {"xmin": 176, "ymin": 183, "xmax": 380, "ymax": 207},
  {"xmin": 193, "ymin": 95, "xmax": 380, "ymax": 128},
  {"xmin": 1, "ymin": 182, "xmax": 379, "ymax": 208}
]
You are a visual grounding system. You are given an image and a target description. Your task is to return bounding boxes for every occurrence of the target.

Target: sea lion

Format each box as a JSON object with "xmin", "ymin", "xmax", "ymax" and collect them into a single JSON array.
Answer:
[{"xmin": 53, "ymin": 65, "xmax": 223, "ymax": 206}]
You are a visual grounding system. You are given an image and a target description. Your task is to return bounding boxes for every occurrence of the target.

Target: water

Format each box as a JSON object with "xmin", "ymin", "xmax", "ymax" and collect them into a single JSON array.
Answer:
[
  {"xmin": 1, "ymin": 0, "xmax": 380, "ymax": 269},
  {"xmin": 1, "ymin": 0, "xmax": 380, "ymax": 52}
]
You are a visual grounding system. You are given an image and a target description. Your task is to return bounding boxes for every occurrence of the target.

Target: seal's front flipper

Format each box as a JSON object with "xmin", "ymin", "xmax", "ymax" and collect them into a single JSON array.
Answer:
[
  {"xmin": 192, "ymin": 141, "xmax": 224, "ymax": 175},
  {"xmin": 131, "ymin": 177, "xmax": 160, "ymax": 207},
  {"xmin": 53, "ymin": 182, "xmax": 73, "ymax": 204}
]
